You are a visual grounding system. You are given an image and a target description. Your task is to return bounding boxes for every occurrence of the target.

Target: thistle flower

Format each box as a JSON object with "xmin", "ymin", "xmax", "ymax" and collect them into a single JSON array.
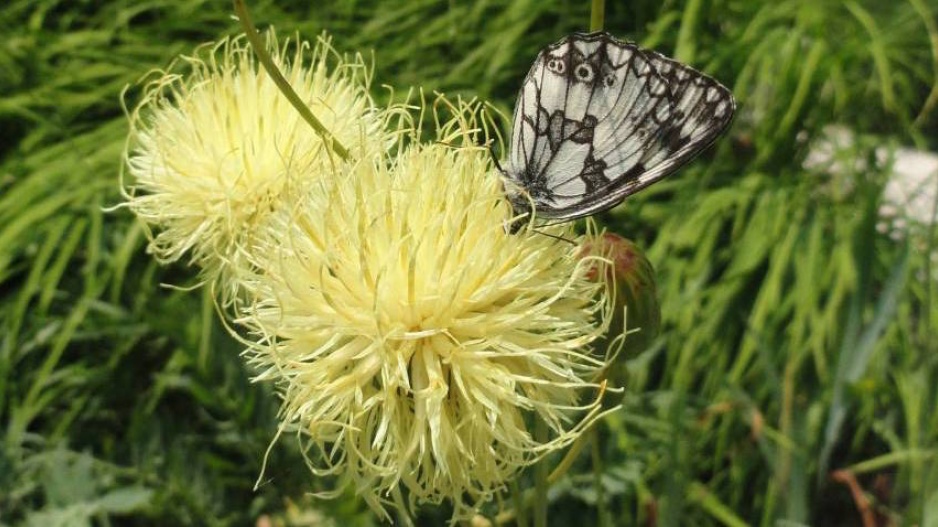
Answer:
[
  {"xmin": 119, "ymin": 30, "xmax": 401, "ymax": 302},
  {"xmin": 239, "ymin": 102, "xmax": 619, "ymax": 520}
]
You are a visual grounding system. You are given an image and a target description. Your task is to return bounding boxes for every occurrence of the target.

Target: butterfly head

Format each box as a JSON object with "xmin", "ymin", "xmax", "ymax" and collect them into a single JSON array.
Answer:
[{"xmin": 496, "ymin": 168, "xmax": 535, "ymax": 233}]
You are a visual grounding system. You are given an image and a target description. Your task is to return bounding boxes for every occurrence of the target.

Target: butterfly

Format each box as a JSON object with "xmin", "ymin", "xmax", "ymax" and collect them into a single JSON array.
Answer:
[{"xmin": 502, "ymin": 31, "xmax": 735, "ymax": 229}]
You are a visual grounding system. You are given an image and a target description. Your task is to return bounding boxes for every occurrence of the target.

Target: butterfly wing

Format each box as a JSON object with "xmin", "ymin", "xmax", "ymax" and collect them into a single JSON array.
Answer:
[{"xmin": 505, "ymin": 32, "xmax": 735, "ymax": 221}]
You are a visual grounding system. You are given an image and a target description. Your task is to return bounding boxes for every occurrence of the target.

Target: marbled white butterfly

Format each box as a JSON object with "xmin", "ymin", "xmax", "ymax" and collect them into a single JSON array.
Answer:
[{"xmin": 503, "ymin": 31, "xmax": 735, "ymax": 228}]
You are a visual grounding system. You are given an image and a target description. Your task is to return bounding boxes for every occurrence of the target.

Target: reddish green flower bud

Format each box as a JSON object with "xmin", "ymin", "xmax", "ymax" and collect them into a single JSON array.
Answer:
[{"xmin": 582, "ymin": 232, "xmax": 661, "ymax": 357}]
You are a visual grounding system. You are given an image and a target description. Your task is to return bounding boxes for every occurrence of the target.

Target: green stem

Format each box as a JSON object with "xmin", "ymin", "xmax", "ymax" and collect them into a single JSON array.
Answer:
[
  {"xmin": 534, "ymin": 419, "xmax": 549, "ymax": 527},
  {"xmin": 510, "ymin": 479, "xmax": 530, "ymax": 527},
  {"xmin": 590, "ymin": 0, "xmax": 606, "ymax": 32},
  {"xmin": 591, "ymin": 427, "xmax": 610, "ymax": 527},
  {"xmin": 232, "ymin": 0, "xmax": 350, "ymax": 161}
]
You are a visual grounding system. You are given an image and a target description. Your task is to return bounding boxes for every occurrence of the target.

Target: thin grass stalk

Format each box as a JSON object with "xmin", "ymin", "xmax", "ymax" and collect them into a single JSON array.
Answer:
[
  {"xmin": 232, "ymin": 0, "xmax": 350, "ymax": 160},
  {"xmin": 590, "ymin": 0, "xmax": 605, "ymax": 32}
]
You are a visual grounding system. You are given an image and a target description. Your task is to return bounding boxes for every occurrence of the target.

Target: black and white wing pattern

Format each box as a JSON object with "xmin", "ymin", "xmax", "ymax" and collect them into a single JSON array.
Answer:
[{"xmin": 504, "ymin": 31, "xmax": 735, "ymax": 222}]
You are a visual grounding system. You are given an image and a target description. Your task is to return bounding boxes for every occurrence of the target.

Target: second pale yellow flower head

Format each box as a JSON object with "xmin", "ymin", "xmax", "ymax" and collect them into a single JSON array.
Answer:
[{"xmin": 122, "ymin": 31, "xmax": 403, "ymax": 302}]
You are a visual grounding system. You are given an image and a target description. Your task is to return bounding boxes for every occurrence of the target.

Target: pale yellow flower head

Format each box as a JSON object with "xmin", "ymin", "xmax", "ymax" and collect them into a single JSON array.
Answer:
[
  {"xmin": 240, "ymin": 101, "xmax": 618, "ymax": 519},
  {"xmin": 120, "ymin": 30, "xmax": 401, "ymax": 301}
]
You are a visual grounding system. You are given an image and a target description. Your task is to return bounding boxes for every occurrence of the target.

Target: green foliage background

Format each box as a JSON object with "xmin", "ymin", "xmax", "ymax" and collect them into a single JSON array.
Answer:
[{"xmin": 1, "ymin": 0, "xmax": 936, "ymax": 525}]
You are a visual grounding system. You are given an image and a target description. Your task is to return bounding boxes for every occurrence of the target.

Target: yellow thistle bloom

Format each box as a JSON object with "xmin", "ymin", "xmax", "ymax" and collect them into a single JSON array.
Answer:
[
  {"xmin": 119, "ymin": 30, "xmax": 402, "ymax": 302},
  {"xmin": 240, "ymin": 102, "xmax": 619, "ymax": 520}
]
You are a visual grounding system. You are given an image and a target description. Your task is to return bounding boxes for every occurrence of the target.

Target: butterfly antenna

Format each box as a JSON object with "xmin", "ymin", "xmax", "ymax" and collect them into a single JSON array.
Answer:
[
  {"xmin": 532, "ymin": 216, "xmax": 581, "ymax": 245},
  {"xmin": 512, "ymin": 215, "xmax": 577, "ymax": 245},
  {"xmin": 489, "ymin": 146, "xmax": 505, "ymax": 174},
  {"xmin": 534, "ymin": 228, "xmax": 577, "ymax": 246}
]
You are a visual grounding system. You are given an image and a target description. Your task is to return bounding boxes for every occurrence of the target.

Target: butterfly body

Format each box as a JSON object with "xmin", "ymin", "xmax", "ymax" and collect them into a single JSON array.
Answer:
[{"xmin": 504, "ymin": 32, "xmax": 735, "ymax": 225}]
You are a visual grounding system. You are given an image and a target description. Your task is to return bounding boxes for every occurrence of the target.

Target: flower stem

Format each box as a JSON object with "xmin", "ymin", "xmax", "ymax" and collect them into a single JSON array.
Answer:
[
  {"xmin": 510, "ymin": 479, "xmax": 530, "ymax": 527},
  {"xmin": 590, "ymin": 0, "xmax": 606, "ymax": 32},
  {"xmin": 232, "ymin": 0, "xmax": 350, "ymax": 161},
  {"xmin": 534, "ymin": 418, "xmax": 549, "ymax": 527},
  {"xmin": 591, "ymin": 427, "xmax": 610, "ymax": 527}
]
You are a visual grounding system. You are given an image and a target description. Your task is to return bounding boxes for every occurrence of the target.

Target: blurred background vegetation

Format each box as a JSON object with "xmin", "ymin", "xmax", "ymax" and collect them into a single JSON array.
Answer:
[{"xmin": 1, "ymin": 0, "xmax": 936, "ymax": 525}]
